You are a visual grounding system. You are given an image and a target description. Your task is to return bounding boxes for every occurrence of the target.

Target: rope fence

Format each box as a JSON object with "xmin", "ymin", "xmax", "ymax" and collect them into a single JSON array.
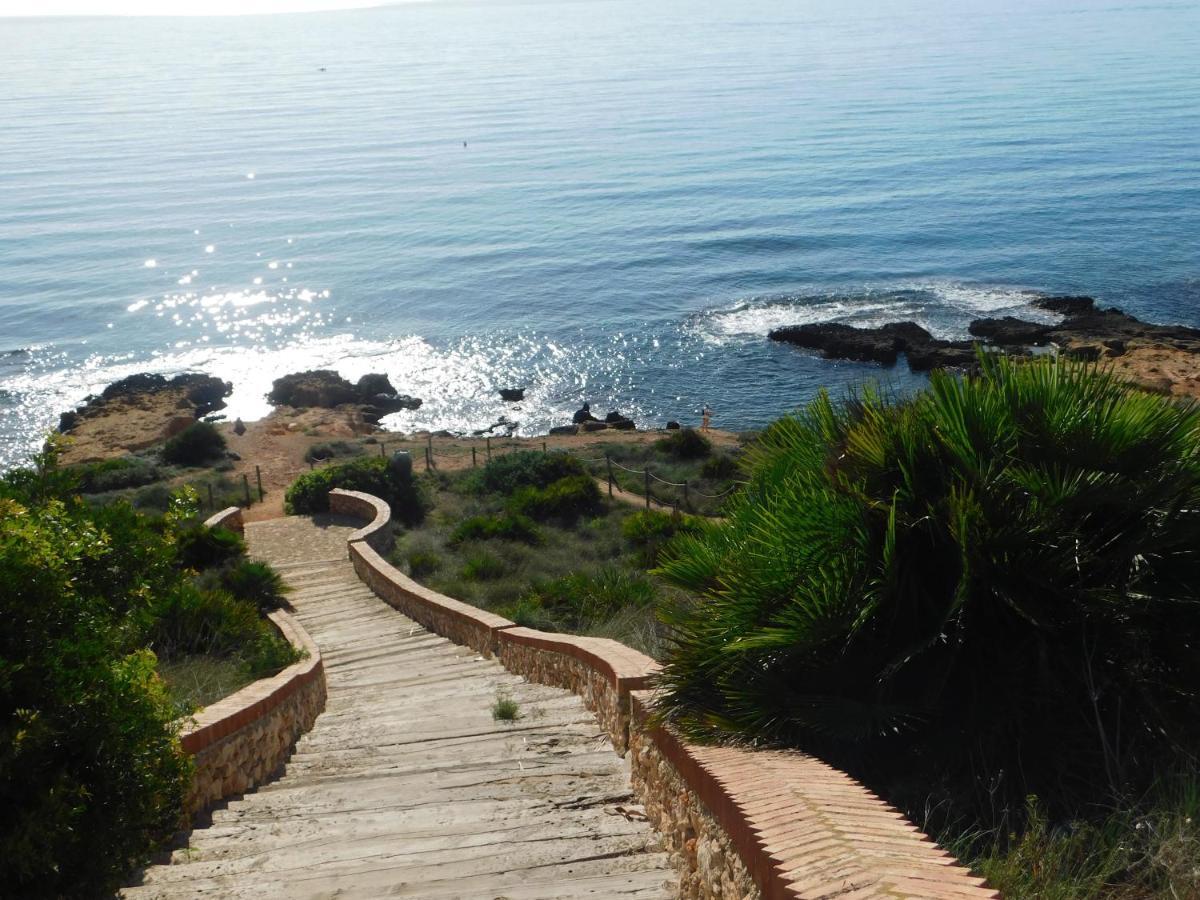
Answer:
[{"xmin": 301, "ymin": 435, "xmax": 744, "ymax": 517}]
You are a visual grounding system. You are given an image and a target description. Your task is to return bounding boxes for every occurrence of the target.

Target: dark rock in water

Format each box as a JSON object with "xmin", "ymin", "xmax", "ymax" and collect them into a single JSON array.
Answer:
[
  {"xmin": 609, "ymin": 418, "xmax": 636, "ymax": 431},
  {"xmin": 432, "ymin": 429, "xmax": 456, "ymax": 438},
  {"xmin": 59, "ymin": 372, "xmax": 233, "ymax": 434},
  {"xmin": 549, "ymin": 424, "xmax": 579, "ymax": 436},
  {"xmin": 665, "ymin": 420, "xmax": 681, "ymax": 430},
  {"xmin": 269, "ymin": 370, "xmax": 359, "ymax": 407},
  {"xmin": 904, "ymin": 342, "xmax": 982, "ymax": 372},
  {"xmin": 499, "ymin": 388, "xmax": 525, "ymax": 402},
  {"xmin": 572, "ymin": 402, "xmax": 597, "ymax": 424},
  {"xmin": 969, "ymin": 317, "xmax": 1055, "ymax": 346},
  {"xmin": 356, "ymin": 373, "xmax": 396, "ymax": 397},
  {"xmin": 770, "ymin": 292, "xmax": 1200, "ymax": 379},
  {"xmin": 269, "ymin": 369, "xmax": 421, "ymax": 413},
  {"xmin": 582, "ymin": 421, "xmax": 609, "ymax": 432},
  {"xmin": 769, "ymin": 321, "xmax": 936, "ymax": 366},
  {"xmin": 604, "ymin": 410, "xmax": 627, "ymax": 423},
  {"xmin": 1034, "ymin": 296, "xmax": 1097, "ymax": 316}
]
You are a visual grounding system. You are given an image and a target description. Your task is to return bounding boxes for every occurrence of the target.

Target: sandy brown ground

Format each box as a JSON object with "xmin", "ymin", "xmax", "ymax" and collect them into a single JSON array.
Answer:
[
  {"xmin": 220, "ymin": 407, "xmax": 741, "ymax": 522},
  {"xmin": 1106, "ymin": 345, "xmax": 1200, "ymax": 400}
]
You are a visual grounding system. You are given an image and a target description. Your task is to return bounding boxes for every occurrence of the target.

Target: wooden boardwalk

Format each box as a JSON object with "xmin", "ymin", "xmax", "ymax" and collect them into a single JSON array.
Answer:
[{"xmin": 125, "ymin": 516, "xmax": 676, "ymax": 899}]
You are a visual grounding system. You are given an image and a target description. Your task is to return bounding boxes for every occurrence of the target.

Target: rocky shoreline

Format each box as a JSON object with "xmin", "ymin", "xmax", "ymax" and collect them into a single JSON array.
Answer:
[{"xmin": 768, "ymin": 296, "xmax": 1200, "ymax": 397}]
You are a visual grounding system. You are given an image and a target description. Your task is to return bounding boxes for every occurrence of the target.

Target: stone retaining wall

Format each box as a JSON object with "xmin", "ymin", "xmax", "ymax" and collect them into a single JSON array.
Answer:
[
  {"xmin": 203, "ymin": 505, "xmax": 244, "ymax": 536},
  {"xmin": 331, "ymin": 489, "xmax": 998, "ymax": 899},
  {"xmin": 328, "ymin": 488, "xmax": 392, "ymax": 553},
  {"xmin": 180, "ymin": 610, "xmax": 326, "ymax": 816},
  {"xmin": 496, "ymin": 627, "xmax": 659, "ymax": 754}
]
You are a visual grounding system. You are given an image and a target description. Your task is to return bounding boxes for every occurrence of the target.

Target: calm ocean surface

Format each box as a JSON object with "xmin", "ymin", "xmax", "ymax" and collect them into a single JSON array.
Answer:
[{"xmin": 2, "ymin": 0, "xmax": 1198, "ymax": 466}]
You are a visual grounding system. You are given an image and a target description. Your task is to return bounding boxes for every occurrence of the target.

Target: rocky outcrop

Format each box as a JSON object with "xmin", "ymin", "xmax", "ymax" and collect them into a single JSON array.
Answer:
[
  {"xmin": 499, "ymin": 388, "xmax": 525, "ymax": 402},
  {"xmin": 769, "ymin": 296, "xmax": 1200, "ymax": 386},
  {"xmin": 267, "ymin": 370, "xmax": 421, "ymax": 418},
  {"xmin": 55, "ymin": 373, "xmax": 234, "ymax": 465},
  {"xmin": 58, "ymin": 373, "xmax": 232, "ymax": 435}
]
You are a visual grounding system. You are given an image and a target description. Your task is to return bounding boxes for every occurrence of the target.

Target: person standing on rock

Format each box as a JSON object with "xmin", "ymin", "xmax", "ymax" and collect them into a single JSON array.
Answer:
[{"xmin": 701, "ymin": 404, "xmax": 712, "ymax": 433}]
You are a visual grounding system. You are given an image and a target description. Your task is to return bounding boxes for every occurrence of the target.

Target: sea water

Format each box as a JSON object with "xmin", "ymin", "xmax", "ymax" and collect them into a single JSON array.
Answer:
[{"xmin": 1, "ymin": 0, "xmax": 1198, "ymax": 466}]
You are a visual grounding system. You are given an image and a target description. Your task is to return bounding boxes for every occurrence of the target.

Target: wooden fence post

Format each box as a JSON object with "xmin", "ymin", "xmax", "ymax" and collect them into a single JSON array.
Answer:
[
  {"xmin": 486, "ymin": 437, "xmax": 492, "ymax": 461},
  {"xmin": 242, "ymin": 473, "xmax": 251, "ymax": 507},
  {"xmin": 606, "ymin": 455, "xmax": 614, "ymax": 498},
  {"xmin": 644, "ymin": 469, "xmax": 651, "ymax": 510},
  {"xmin": 472, "ymin": 446, "xmax": 477, "ymax": 467},
  {"xmin": 255, "ymin": 465, "xmax": 264, "ymax": 502}
]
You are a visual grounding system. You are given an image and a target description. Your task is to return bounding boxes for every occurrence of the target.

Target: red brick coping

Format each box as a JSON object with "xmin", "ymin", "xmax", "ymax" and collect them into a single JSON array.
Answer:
[{"xmin": 332, "ymin": 490, "xmax": 998, "ymax": 899}]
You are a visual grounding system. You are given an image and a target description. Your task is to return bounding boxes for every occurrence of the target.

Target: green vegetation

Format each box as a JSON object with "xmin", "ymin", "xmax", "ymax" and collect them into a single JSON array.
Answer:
[
  {"xmin": 0, "ymin": 445, "xmax": 297, "ymax": 895},
  {"xmin": 73, "ymin": 455, "xmax": 163, "ymax": 493},
  {"xmin": 450, "ymin": 512, "xmax": 541, "ymax": 545},
  {"xmin": 509, "ymin": 474, "xmax": 601, "ymax": 522},
  {"xmin": 656, "ymin": 426, "xmax": 712, "ymax": 459},
  {"xmin": 491, "ymin": 690, "xmax": 520, "ymax": 722},
  {"xmin": 471, "ymin": 449, "xmax": 585, "ymax": 494},
  {"xmin": 285, "ymin": 455, "xmax": 425, "ymax": 524},
  {"xmin": 161, "ymin": 420, "xmax": 227, "ymax": 466},
  {"xmin": 389, "ymin": 453, "xmax": 687, "ymax": 657},
  {"xmin": 602, "ymin": 439, "xmax": 743, "ymax": 516},
  {"xmin": 655, "ymin": 355, "xmax": 1200, "ymax": 897},
  {"xmin": 304, "ymin": 439, "xmax": 364, "ymax": 464}
]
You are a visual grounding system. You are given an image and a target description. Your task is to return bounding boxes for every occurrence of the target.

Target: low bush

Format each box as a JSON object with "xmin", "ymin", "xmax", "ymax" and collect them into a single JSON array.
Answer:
[
  {"xmin": 284, "ymin": 456, "xmax": 425, "ymax": 525},
  {"xmin": 656, "ymin": 426, "xmax": 711, "ymax": 459},
  {"xmin": 474, "ymin": 450, "xmax": 585, "ymax": 495},
  {"xmin": 219, "ymin": 559, "xmax": 291, "ymax": 612},
  {"xmin": 450, "ymin": 512, "xmax": 542, "ymax": 545},
  {"xmin": 510, "ymin": 474, "xmax": 601, "ymax": 522},
  {"xmin": 461, "ymin": 550, "xmax": 509, "ymax": 581},
  {"xmin": 511, "ymin": 568, "xmax": 657, "ymax": 632},
  {"xmin": 161, "ymin": 421, "xmax": 226, "ymax": 466},
  {"xmin": 657, "ymin": 354, "xmax": 1200, "ymax": 827},
  {"xmin": 73, "ymin": 456, "xmax": 162, "ymax": 493},
  {"xmin": 304, "ymin": 440, "xmax": 363, "ymax": 464},
  {"xmin": 622, "ymin": 509, "xmax": 704, "ymax": 566},
  {"xmin": 407, "ymin": 549, "xmax": 443, "ymax": 579},
  {"xmin": 700, "ymin": 452, "xmax": 739, "ymax": 480},
  {"xmin": 175, "ymin": 524, "xmax": 245, "ymax": 571}
]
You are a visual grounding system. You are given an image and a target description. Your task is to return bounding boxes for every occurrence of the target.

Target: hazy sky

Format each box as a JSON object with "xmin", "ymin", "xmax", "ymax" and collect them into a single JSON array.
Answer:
[{"xmin": 0, "ymin": 0, "xmax": 396, "ymax": 15}]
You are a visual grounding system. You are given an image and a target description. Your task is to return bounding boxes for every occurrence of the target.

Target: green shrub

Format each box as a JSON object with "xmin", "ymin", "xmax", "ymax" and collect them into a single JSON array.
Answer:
[
  {"xmin": 175, "ymin": 524, "xmax": 245, "ymax": 571},
  {"xmin": 517, "ymin": 568, "xmax": 657, "ymax": 631},
  {"xmin": 145, "ymin": 583, "xmax": 263, "ymax": 658},
  {"xmin": 407, "ymin": 549, "xmax": 443, "ymax": 579},
  {"xmin": 0, "ymin": 491, "xmax": 191, "ymax": 895},
  {"xmin": 656, "ymin": 355, "xmax": 1200, "ymax": 822},
  {"xmin": 304, "ymin": 440, "xmax": 363, "ymax": 464},
  {"xmin": 284, "ymin": 456, "xmax": 425, "ymax": 525},
  {"xmin": 220, "ymin": 559, "xmax": 291, "ymax": 612},
  {"xmin": 474, "ymin": 450, "xmax": 585, "ymax": 495},
  {"xmin": 622, "ymin": 509, "xmax": 703, "ymax": 566},
  {"xmin": 161, "ymin": 421, "xmax": 226, "ymax": 466},
  {"xmin": 492, "ymin": 691, "xmax": 520, "ymax": 722},
  {"xmin": 73, "ymin": 456, "xmax": 162, "ymax": 493},
  {"xmin": 656, "ymin": 427, "xmax": 712, "ymax": 459},
  {"xmin": 510, "ymin": 474, "xmax": 601, "ymax": 522},
  {"xmin": 462, "ymin": 550, "xmax": 508, "ymax": 581},
  {"xmin": 700, "ymin": 453, "xmax": 739, "ymax": 480},
  {"xmin": 450, "ymin": 512, "xmax": 542, "ymax": 545},
  {"xmin": 132, "ymin": 483, "xmax": 174, "ymax": 511}
]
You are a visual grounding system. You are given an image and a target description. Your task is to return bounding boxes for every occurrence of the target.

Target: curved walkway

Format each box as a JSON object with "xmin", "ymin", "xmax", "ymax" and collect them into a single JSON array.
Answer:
[{"xmin": 125, "ymin": 515, "xmax": 676, "ymax": 899}]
